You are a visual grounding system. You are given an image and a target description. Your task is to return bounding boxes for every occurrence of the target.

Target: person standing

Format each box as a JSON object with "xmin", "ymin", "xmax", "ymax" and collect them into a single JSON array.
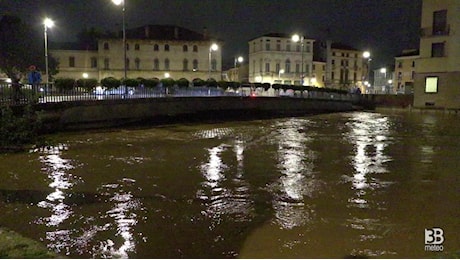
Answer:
[{"xmin": 27, "ymin": 65, "xmax": 42, "ymax": 92}]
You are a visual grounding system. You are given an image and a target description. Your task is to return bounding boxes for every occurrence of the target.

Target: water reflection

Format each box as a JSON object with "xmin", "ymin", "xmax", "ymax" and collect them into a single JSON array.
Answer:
[
  {"xmin": 345, "ymin": 112, "xmax": 393, "ymax": 209},
  {"xmin": 96, "ymin": 179, "xmax": 142, "ymax": 258},
  {"xmin": 196, "ymin": 133, "xmax": 254, "ymax": 225},
  {"xmin": 272, "ymin": 118, "xmax": 317, "ymax": 229},
  {"xmin": 34, "ymin": 144, "xmax": 77, "ymax": 255}
]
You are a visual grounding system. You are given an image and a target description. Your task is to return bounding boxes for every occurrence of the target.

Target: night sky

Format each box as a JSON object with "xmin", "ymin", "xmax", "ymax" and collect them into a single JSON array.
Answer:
[{"xmin": 1, "ymin": 0, "xmax": 422, "ymax": 69}]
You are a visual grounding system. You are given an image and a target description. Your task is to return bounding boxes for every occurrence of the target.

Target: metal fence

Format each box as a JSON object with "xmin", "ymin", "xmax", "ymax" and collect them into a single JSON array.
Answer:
[{"xmin": 0, "ymin": 83, "xmax": 359, "ymax": 106}]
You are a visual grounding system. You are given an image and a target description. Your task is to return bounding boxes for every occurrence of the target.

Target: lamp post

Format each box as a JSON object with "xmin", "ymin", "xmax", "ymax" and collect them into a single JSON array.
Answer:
[
  {"xmin": 292, "ymin": 34, "xmax": 304, "ymax": 85},
  {"xmin": 208, "ymin": 43, "xmax": 218, "ymax": 80},
  {"xmin": 234, "ymin": 56, "xmax": 243, "ymax": 68},
  {"xmin": 43, "ymin": 18, "xmax": 54, "ymax": 87},
  {"xmin": 362, "ymin": 51, "xmax": 371, "ymax": 93},
  {"xmin": 380, "ymin": 67, "xmax": 387, "ymax": 94},
  {"xmin": 278, "ymin": 69, "xmax": 285, "ymax": 80},
  {"xmin": 112, "ymin": 0, "xmax": 127, "ymax": 87}
]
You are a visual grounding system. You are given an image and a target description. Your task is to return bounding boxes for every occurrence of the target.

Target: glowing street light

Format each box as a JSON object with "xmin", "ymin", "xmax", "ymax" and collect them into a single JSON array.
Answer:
[
  {"xmin": 208, "ymin": 43, "xmax": 218, "ymax": 80},
  {"xmin": 43, "ymin": 17, "xmax": 54, "ymax": 86},
  {"xmin": 82, "ymin": 73, "xmax": 89, "ymax": 79},
  {"xmin": 292, "ymin": 33, "xmax": 305, "ymax": 85},
  {"xmin": 278, "ymin": 69, "xmax": 285, "ymax": 80},
  {"xmin": 234, "ymin": 56, "xmax": 244, "ymax": 68},
  {"xmin": 112, "ymin": 0, "xmax": 127, "ymax": 90}
]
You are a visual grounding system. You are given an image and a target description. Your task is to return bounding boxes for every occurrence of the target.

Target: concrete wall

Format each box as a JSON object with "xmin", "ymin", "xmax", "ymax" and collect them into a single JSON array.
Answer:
[{"xmin": 35, "ymin": 97, "xmax": 354, "ymax": 131}]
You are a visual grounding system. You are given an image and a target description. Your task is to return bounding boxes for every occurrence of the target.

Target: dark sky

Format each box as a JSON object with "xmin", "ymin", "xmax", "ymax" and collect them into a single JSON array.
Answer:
[{"xmin": 1, "ymin": 0, "xmax": 422, "ymax": 69}]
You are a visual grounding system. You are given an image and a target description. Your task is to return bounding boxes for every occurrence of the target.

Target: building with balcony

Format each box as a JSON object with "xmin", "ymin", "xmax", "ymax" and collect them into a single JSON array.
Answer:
[
  {"xmin": 248, "ymin": 33, "xmax": 315, "ymax": 85},
  {"xmin": 50, "ymin": 25, "xmax": 222, "ymax": 83},
  {"xmin": 414, "ymin": 0, "xmax": 460, "ymax": 109},
  {"xmin": 394, "ymin": 49, "xmax": 419, "ymax": 94}
]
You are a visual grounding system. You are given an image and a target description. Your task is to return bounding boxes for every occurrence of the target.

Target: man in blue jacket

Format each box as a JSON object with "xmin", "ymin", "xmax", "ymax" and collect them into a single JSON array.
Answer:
[{"xmin": 27, "ymin": 65, "xmax": 42, "ymax": 91}]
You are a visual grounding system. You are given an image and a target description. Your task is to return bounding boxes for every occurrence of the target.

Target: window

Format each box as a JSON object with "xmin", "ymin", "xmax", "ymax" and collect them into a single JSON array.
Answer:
[
  {"xmin": 69, "ymin": 56, "xmax": 75, "ymax": 67},
  {"xmin": 91, "ymin": 57, "xmax": 97, "ymax": 68},
  {"xmin": 433, "ymin": 10, "xmax": 447, "ymax": 35},
  {"xmin": 276, "ymin": 44, "xmax": 281, "ymax": 51},
  {"xmin": 126, "ymin": 43, "xmax": 130, "ymax": 51},
  {"xmin": 265, "ymin": 63, "xmax": 270, "ymax": 72},
  {"xmin": 193, "ymin": 59, "xmax": 198, "ymax": 70},
  {"xmin": 431, "ymin": 42, "xmax": 445, "ymax": 57},
  {"xmin": 211, "ymin": 59, "xmax": 217, "ymax": 71},
  {"xmin": 165, "ymin": 44, "xmax": 170, "ymax": 51},
  {"xmin": 285, "ymin": 59, "xmax": 291, "ymax": 73},
  {"xmin": 183, "ymin": 45, "xmax": 188, "ymax": 52},
  {"xmin": 104, "ymin": 58, "xmax": 109, "ymax": 69},
  {"xmin": 295, "ymin": 64, "xmax": 300, "ymax": 73},
  {"xmin": 286, "ymin": 44, "xmax": 291, "ymax": 52},
  {"xmin": 164, "ymin": 58, "xmax": 170, "ymax": 70},
  {"xmin": 154, "ymin": 44, "xmax": 159, "ymax": 51},
  {"xmin": 153, "ymin": 59, "xmax": 159, "ymax": 70},
  {"xmin": 265, "ymin": 43, "xmax": 270, "ymax": 51},
  {"xmin": 412, "ymin": 61, "xmax": 415, "ymax": 67},
  {"xmin": 126, "ymin": 58, "xmax": 130, "ymax": 69},
  {"xmin": 135, "ymin": 58, "xmax": 140, "ymax": 70},
  {"xmin": 135, "ymin": 44, "xmax": 140, "ymax": 50},
  {"xmin": 193, "ymin": 45, "xmax": 198, "ymax": 52},
  {"xmin": 103, "ymin": 42, "xmax": 109, "ymax": 50},
  {"xmin": 275, "ymin": 63, "xmax": 280, "ymax": 73},
  {"xmin": 425, "ymin": 76, "xmax": 438, "ymax": 93},
  {"xmin": 296, "ymin": 45, "xmax": 300, "ymax": 52},
  {"xmin": 183, "ymin": 59, "xmax": 188, "ymax": 71},
  {"xmin": 398, "ymin": 62, "xmax": 403, "ymax": 68}
]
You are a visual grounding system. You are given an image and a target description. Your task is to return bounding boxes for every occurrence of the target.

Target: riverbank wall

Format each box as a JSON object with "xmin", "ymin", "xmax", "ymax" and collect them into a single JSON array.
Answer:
[{"xmin": 34, "ymin": 96, "xmax": 355, "ymax": 131}]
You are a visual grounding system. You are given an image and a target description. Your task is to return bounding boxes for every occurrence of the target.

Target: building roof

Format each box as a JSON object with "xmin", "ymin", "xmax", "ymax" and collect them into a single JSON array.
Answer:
[
  {"xmin": 249, "ymin": 33, "xmax": 315, "ymax": 41},
  {"xmin": 395, "ymin": 49, "xmax": 420, "ymax": 57},
  {"xmin": 118, "ymin": 24, "xmax": 209, "ymax": 41},
  {"xmin": 331, "ymin": 42, "xmax": 358, "ymax": 51}
]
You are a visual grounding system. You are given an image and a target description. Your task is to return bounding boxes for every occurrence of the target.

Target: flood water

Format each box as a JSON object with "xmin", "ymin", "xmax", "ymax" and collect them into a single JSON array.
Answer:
[{"xmin": 0, "ymin": 111, "xmax": 458, "ymax": 258}]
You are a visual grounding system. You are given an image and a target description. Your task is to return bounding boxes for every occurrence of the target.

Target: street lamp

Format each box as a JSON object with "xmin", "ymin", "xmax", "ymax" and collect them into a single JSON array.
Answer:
[
  {"xmin": 362, "ymin": 51, "xmax": 371, "ymax": 81},
  {"xmin": 43, "ymin": 18, "xmax": 54, "ymax": 87},
  {"xmin": 234, "ymin": 56, "xmax": 243, "ymax": 68},
  {"xmin": 208, "ymin": 43, "xmax": 218, "ymax": 80},
  {"xmin": 112, "ymin": 0, "xmax": 127, "ymax": 86},
  {"xmin": 292, "ymin": 34, "xmax": 305, "ymax": 85}
]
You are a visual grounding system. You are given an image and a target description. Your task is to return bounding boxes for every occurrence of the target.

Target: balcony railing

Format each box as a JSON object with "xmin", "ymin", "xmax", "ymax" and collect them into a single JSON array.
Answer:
[{"xmin": 420, "ymin": 25, "xmax": 450, "ymax": 37}]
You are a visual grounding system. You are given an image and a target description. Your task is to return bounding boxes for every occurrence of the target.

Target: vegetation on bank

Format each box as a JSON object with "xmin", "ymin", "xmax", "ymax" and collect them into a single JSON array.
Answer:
[
  {"xmin": 0, "ymin": 227, "xmax": 60, "ymax": 258},
  {"xmin": 0, "ymin": 105, "xmax": 42, "ymax": 151}
]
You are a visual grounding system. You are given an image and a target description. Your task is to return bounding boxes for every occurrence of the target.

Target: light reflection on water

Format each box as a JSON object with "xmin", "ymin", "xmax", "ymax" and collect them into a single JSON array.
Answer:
[
  {"xmin": 0, "ymin": 112, "xmax": 458, "ymax": 258},
  {"xmin": 271, "ymin": 118, "xmax": 317, "ymax": 230}
]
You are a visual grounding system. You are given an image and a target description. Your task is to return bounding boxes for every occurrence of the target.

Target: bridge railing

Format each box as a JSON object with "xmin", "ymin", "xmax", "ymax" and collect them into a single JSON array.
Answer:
[{"xmin": 0, "ymin": 83, "xmax": 358, "ymax": 106}]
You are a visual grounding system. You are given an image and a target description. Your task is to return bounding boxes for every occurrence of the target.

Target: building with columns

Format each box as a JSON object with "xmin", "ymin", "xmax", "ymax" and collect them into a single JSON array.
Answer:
[
  {"xmin": 50, "ymin": 25, "xmax": 222, "ymax": 83},
  {"xmin": 248, "ymin": 33, "xmax": 315, "ymax": 85}
]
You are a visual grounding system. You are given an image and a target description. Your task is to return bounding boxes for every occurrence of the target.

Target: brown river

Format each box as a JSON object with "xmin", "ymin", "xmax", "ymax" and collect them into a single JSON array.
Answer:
[{"xmin": 0, "ymin": 111, "xmax": 459, "ymax": 258}]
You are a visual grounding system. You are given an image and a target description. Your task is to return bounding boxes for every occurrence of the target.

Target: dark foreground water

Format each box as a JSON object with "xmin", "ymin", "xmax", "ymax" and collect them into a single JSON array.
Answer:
[{"xmin": 0, "ymin": 111, "xmax": 459, "ymax": 258}]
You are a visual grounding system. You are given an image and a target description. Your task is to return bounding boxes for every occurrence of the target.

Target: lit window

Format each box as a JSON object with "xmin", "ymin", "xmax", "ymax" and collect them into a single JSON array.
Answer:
[{"xmin": 425, "ymin": 76, "xmax": 438, "ymax": 93}]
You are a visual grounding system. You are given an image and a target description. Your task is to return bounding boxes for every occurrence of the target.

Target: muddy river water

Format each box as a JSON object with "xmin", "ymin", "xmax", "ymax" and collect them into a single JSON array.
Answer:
[{"xmin": 0, "ymin": 111, "xmax": 458, "ymax": 258}]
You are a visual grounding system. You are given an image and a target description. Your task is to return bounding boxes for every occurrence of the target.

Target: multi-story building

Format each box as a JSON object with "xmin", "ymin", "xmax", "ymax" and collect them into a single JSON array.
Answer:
[
  {"xmin": 327, "ymin": 43, "xmax": 366, "ymax": 91},
  {"xmin": 373, "ymin": 67, "xmax": 394, "ymax": 94},
  {"xmin": 414, "ymin": 0, "xmax": 460, "ymax": 109},
  {"xmin": 394, "ymin": 49, "xmax": 419, "ymax": 94},
  {"xmin": 248, "ymin": 33, "xmax": 315, "ymax": 85},
  {"xmin": 50, "ymin": 25, "xmax": 222, "ymax": 83}
]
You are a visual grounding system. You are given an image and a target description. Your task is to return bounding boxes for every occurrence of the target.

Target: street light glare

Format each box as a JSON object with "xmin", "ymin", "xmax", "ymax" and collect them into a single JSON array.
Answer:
[
  {"xmin": 44, "ymin": 18, "xmax": 54, "ymax": 28},
  {"xmin": 380, "ymin": 68, "xmax": 387, "ymax": 73},
  {"xmin": 237, "ymin": 56, "xmax": 243, "ymax": 63},
  {"xmin": 291, "ymin": 34, "xmax": 300, "ymax": 42},
  {"xmin": 112, "ymin": 0, "xmax": 123, "ymax": 5},
  {"xmin": 210, "ymin": 43, "xmax": 218, "ymax": 51},
  {"xmin": 363, "ymin": 51, "xmax": 370, "ymax": 58}
]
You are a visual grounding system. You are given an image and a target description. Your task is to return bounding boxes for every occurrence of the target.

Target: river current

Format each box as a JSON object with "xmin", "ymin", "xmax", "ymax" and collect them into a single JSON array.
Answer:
[{"xmin": 0, "ymin": 111, "xmax": 458, "ymax": 258}]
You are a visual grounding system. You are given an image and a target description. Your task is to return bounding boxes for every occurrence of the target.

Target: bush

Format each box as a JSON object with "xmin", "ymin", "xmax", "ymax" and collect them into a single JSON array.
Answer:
[
  {"xmin": 54, "ymin": 78, "xmax": 75, "ymax": 92},
  {"xmin": 124, "ymin": 78, "xmax": 139, "ymax": 87},
  {"xmin": 192, "ymin": 78, "xmax": 205, "ymax": 87},
  {"xmin": 144, "ymin": 78, "xmax": 159, "ymax": 88},
  {"xmin": 101, "ymin": 77, "xmax": 120, "ymax": 89},
  {"xmin": 177, "ymin": 78, "xmax": 190, "ymax": 88},
  {"xmin": 0, "ymin": 105, "xmax": 42, "ymax": 150},
  {"xmin": 76, "ymin": 78, "xmax": 98, "ymax": 92},
  {"xmin": 161, "ymin": 78, "xmax": 175, "ymax": 87},
  {"xmin": 206, "ymin": 78, "xmax": 217, "ymax": 87}
]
